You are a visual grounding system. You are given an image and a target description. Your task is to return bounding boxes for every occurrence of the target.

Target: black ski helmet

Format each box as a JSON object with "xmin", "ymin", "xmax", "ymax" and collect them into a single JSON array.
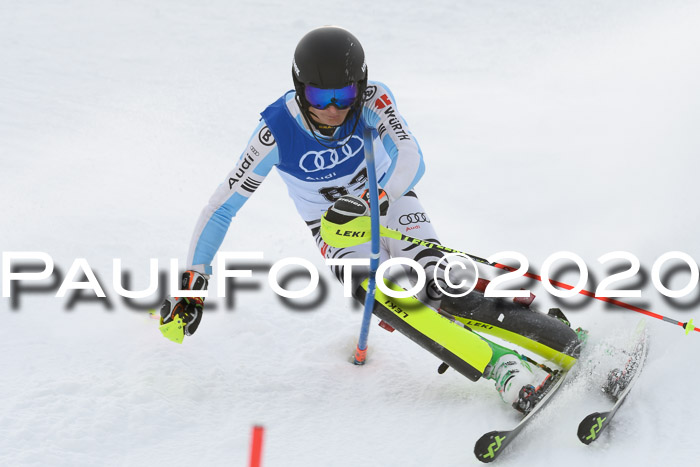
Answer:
[{"xmin": 292, "ymin": 26, "xmax": 368, "ymax": 111}]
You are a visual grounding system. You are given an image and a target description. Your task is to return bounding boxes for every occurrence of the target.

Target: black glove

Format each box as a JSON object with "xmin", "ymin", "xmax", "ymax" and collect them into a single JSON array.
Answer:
[
  {"xmin": 159, "ymin": 270, "xmax": 208, "ymax": 339},
  {"xmin": 360, "ymin": 188, "xmax": 390, "ymax": 216},
  {"xmin": 324, "ymin": 195, "xmax": 370, "ymax": 226},
  {"xmin": 324, "ymin": 189, "xmax": 389, "ymax": 227}
]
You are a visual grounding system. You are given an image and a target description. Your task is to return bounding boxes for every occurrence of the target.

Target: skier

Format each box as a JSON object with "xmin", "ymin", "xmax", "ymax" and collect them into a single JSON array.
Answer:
[{"xmin": 159, "ymin": 26, "xmax": 553, "ymax": 413}]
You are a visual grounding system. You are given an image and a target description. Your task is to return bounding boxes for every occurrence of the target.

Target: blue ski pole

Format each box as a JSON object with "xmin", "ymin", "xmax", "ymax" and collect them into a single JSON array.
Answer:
[{"xmin": 354, "ymin": 128, "xmax": 381, "ymax": 365}]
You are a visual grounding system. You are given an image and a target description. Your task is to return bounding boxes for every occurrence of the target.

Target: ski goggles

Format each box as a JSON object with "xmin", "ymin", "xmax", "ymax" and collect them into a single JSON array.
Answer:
[{"xmin": 304, "ymin": 83, "xmax": 358, "ymax": 110}]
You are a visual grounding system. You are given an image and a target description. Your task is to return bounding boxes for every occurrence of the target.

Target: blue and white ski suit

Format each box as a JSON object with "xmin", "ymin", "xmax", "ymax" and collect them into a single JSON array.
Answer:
[{"xmin": 186, "ymin": 80, "xmax": 443, "ymax": 304}]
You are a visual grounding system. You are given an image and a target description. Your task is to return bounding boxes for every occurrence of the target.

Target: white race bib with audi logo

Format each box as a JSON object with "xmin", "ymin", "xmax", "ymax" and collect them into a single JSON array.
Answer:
[{"xmin": 298, "ymin": 135, "xmax": 364, "ymax": 173}]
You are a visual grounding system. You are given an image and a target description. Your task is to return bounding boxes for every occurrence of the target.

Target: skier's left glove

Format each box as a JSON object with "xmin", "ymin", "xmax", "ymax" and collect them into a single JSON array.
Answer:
[{"xmin": 158, "ymin": 270, "xmax": 208, "ymax": 342}]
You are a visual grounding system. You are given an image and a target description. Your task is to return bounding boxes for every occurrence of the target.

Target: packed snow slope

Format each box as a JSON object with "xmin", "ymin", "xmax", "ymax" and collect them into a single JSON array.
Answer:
[{"xmin": 2, "ymin": 1, "xmax": 699, "ymax": 466}]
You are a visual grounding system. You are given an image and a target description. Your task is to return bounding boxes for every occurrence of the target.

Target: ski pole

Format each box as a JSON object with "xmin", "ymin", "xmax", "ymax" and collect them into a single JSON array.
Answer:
[
  {"xmin": 353, "ymin": 128, "xmax": 381, "ymax": 364},
  {"xmin": 320, "ymin": 216, "xmax": 698, "ymax": 335}
]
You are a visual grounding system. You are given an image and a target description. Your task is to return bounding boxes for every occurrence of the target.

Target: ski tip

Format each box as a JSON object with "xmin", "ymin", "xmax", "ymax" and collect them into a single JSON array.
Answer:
[
  {"xmin": 474, "ymin": 430, "xmax": 509, "ymax": 463},
  {"xmin": 577, "ymin": 411, "xmax": 610, "ymax": 445}
]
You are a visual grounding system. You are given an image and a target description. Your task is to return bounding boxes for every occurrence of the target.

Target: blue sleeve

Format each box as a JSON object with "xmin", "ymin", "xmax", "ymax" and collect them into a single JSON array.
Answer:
[
  {"xmin": 362, "ymin": 81, "xmax": 425, "ymax": 200},
  {"xmin": 187, "ymin": 121, "xmax": 279, "ymax": 274}
]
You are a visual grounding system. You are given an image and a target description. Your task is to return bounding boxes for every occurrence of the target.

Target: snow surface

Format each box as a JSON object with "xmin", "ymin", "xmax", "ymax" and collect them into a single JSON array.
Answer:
[{"xmin": 2, "ymin": 1, "xmax": 699, "ymax": 466}]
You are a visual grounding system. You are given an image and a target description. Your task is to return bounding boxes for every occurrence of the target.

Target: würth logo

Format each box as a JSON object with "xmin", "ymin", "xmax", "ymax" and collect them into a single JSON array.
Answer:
[{"xmin": 375, "ymin": 94, "xmax": 392, "ymax": 109}]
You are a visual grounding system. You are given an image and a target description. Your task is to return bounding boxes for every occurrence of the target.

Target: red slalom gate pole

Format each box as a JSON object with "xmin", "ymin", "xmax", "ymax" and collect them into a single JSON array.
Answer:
[{"xmin": 249, "ymin": 425, "xmax": 264, "ymax": 467}]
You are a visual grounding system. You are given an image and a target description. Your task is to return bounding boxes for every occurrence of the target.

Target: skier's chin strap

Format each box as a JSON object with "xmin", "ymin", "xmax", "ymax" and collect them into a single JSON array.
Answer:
[
  {"xmin": 313, "ymin": 122, "xmax": 337, "ymax": 136},
  {"xmin": 296, "ymin": 94, "xmax": 363, "ymax": 150}
]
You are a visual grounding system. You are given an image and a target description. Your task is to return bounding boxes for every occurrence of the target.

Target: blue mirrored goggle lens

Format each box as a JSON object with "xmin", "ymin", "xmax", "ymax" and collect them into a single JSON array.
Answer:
[{"xmin": 305, "ymin": 84, "xmax": 358, "ymax": 109}]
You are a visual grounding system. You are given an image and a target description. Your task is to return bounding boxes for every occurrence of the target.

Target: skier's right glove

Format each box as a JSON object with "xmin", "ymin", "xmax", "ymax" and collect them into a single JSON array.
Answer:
[
  {"xmin": 324, "ymin": 189, "xmax": 389, "ymax": 226},
  {"xmin": 324, "ymin": 195, "xmax": 370, "ymax": 225},
  {"xmin": 360, "ymin": 188, "xmax": 390, "ymax": 216},
  {"xmin": 158, "ymin": 270, "xmax": 209, "ymax": 343}
]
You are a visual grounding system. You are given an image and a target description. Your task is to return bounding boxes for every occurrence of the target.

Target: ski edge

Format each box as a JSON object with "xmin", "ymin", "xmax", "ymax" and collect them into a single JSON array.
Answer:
[
  {"xmin": 474, "ymin": 369, "xmax": 569, "ymax": 463},
  {"xmin": 576, "ymin": 324, "xmax": 650, "ymax": 445}
]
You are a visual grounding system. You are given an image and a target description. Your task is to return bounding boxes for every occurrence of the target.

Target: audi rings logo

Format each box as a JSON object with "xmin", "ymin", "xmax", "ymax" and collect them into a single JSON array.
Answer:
[
  {"xmin": 399, "ymin": 212, "xmax": 430, "ymax": 225},
  {"xmin": 299, "ymin": 135, "xmax": 364, "ymax": 173},
  {"xmin": 258, "ymin": 126, "xmax": 275, "ymax": 146}
]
